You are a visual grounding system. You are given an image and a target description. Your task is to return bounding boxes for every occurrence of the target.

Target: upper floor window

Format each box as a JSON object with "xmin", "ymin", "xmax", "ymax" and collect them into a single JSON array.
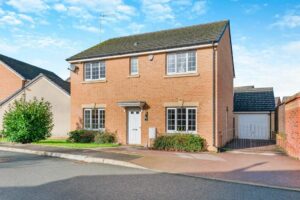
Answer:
[
  {"xmin": 84, "ymin": 61, "xmax": 105, "ymax": 80},
  {"xmin": 167, "ymin": 51, "xmax": 196, "ymax": 75},
  {"xmin": 130, "ymin": 57, "xmax": 138, "ymax": 75}
]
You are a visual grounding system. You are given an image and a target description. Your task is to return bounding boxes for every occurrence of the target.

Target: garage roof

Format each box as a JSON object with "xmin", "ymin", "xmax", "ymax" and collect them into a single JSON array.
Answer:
[{"xmin": 234, "ymin": 86, "xmax": 275, "ymax": 112}]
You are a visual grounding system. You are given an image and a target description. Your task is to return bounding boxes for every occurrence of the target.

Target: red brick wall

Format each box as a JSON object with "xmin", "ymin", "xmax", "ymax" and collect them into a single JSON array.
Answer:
[
  {"xmin": 216, "ymin": 27, "xmax": 234, "ymax": 146},
  {"xmin": 284, "ymin": 97, "xmax": 300, "ymax": 159},
  {"xmin": 277, "ymin": 95, "xmax": 300, "ymax": 159},
  {"xmin": 70, "ymin": 37, "xmax": 234, "ymax": 149},
  {"xmin": 0, "ymin": 63, "xmax": 24, "ymax": 101}
]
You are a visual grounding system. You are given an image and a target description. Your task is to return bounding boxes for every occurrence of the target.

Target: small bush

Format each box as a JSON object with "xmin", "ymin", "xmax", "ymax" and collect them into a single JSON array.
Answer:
[
  {"xmin": 153, "ymin": 134, "xmax": 206, "ymax": 152},
  {"xmin": 94, "ymin": 131, "xmax": 117, "ymax": 144},
  {"xmin": 3, "ymin": 98, "xmax": 53, "ymax": 143},
  {"xmin": 68, "ymin": 130, "xmax": 98, "ymax": 143}
]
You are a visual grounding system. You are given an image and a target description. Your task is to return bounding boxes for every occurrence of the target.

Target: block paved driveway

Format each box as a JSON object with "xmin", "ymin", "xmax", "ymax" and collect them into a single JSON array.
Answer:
[
  {"xmin": 103, "ymin": 146, "xmax": 300, "ymax": 189},
  {"xmin": 0, "ymin": 151, "xmax": 300, "ymax": 200}
]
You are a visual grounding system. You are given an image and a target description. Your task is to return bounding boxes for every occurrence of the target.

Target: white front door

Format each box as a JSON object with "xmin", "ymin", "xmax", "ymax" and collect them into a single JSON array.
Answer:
[
  {"xmin": 127, "ymin": 109, "xmax": 141, "ymax": 144},
  {"xmin": 238, "ymin": 114, "xmax": 270, "ymax": 140}
]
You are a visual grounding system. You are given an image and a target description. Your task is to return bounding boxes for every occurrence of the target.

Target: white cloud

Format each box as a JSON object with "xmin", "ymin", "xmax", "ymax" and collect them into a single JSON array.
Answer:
[
  {"xmin": 7, "ymin": 0, "xmax": 49, "ymax": 13},
  {"xmin": 272, "ymin": 14, "xmax": 300, "ymax": 28},
  {"xmin": 0, "ymin": 8, "xmax": 4, "ymax": 15},
  {"xmin": 74, "ymin": 24, "xmax": 99, "ymax": 33},
  {"xmin": 0, "ymin": 11, "xmax": 35, "ymax": 27},
  {"xmin": 64, "ymin": 0, "xmax": 136, "ymax": 22},
  {"xmin": 191, "ymin": 0, "xmax": 207, "ymax": 15},
  {"xmin": 18, "ymin": 14, "xmax": 34, "ymax": 23},
  {"xmin": 0, "ymin": 12, "xmax": 22, "ymax": 25},
  {"xmin": 53, "ymin": 3, "xmax": 67, "ymax": 12},
  {"xmin": 141, "ymin": 0, "xmax": 175, "ymax": 21},
  {"xmin": 234, "ymin": 42, "xmax": 300, "ymax": 97},
  {"xmin": 271, "ymin": 7, "xmax": 300, "ymax": 28},
  {"xmin": 13, "ymin": 34, "xmax": 71, "ymax": 48}
]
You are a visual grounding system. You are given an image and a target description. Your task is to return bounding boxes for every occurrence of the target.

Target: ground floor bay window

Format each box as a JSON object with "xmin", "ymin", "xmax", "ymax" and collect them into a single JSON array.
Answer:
[
  {"xmin": 166, "ymin": 107, "xmax": 196, "ymax": 133},
  {"xmin": 83, "ymin": 108, "xmax": 105, "ymax": 130}
]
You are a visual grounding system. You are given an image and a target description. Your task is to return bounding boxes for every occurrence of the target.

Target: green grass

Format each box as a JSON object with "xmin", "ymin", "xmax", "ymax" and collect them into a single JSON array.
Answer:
[
  {"xmin": 0, "ymin": 138, "xmax": 119, "ymax": 149},
  {"xmin": 0, "ymin": 137, "xmax": 8, "ymax": 142}
]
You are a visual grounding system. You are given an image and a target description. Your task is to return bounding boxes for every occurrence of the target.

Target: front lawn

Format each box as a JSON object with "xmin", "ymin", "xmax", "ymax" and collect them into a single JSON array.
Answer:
[
  {"xmin": 0, "ymin": 138, "xmax": 119, "ymax": 149},
  {"xmin": 0, "ymin": 137, "xmax": 8, "ymax": 143}
]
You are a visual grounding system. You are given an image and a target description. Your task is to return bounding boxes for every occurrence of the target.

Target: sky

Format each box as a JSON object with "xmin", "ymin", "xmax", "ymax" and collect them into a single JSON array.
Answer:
[{"xmin": 0, "ymin": 0, "xmax": 300, "ymax": 97}]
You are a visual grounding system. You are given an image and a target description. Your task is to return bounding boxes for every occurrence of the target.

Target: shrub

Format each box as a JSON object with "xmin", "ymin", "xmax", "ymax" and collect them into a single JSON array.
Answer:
[
  {"xmin": 68, "ymin": 130, "xmax": 98, "ymax": 143},
  {"xmin": 3, "ymin": 98, "xmax": 53, "ymax": 143},
  {"xmin": 94, "ymin": 131, "xmax": 117, "ymax": 144},
  {"xmin": 153, "ymin": 134, "xmax": 206, "ymax": 152}
]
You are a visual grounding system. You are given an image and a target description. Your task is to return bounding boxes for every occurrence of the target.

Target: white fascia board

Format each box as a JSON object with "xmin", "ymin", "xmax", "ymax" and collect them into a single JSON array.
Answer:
[{"xmin": 234, "ymin": 111, "xmax": 271, "ymax": 114}]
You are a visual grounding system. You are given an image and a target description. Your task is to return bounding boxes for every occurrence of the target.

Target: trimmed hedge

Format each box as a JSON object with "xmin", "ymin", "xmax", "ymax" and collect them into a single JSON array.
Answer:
[
  {"xmin": 68, "ymin": 130, "xmax": 98, "ymax": 143},
  {"xmin": 94, "ymin": 131, "xmax": 117, "ymax": 144},
  {"xmin": 68, "ymin": 130, "xmax": 117, "ymax": 144},
  {"xmin": 153, "ymin": 134, "xmax": 206, "ymax": 152}
]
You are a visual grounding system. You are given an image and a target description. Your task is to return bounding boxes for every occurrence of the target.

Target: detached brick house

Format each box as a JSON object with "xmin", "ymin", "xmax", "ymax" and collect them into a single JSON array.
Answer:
[{"xmin": 67, "ymin": 20, "xmax": 235, "ymax": 150}]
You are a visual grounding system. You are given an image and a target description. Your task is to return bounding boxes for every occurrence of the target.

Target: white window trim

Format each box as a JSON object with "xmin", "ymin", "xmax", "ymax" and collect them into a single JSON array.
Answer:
[
  {"xmin": 84, "ymin": 62, "xmax": 106, "ymax": 81},
  {"xmin": 84, "ymin": 108, "xmax": 105, "ymax": 131},
  {"xmin": 166, "ymin": 51, "xmax": 197, "ymax": 76},
  {"xmin": 166, "ymin": 107, "xmax": 197, "ymax": 134},
  {"xmin": 130, "ymin": 57, "xmax": 139, "ymax": 76}
]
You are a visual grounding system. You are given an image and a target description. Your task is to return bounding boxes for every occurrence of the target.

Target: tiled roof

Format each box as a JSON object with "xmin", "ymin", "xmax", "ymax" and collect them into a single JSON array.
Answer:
[
  {"xmin": 0, "ymin": 54, "xmax": 70, "ymax": 94},
  {"xmin": 67, "ymin": 20, "xmax": 229, "ymax": 61},
  {"xmin": 234, "ymin": 86, "xmax": 275, "ymax": 112}
]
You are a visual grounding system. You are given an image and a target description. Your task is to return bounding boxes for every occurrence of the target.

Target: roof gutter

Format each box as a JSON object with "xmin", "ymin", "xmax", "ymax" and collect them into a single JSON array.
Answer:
[{"xmin": 67, "ymin": 43, "xmax": 218, "ymax": 63}]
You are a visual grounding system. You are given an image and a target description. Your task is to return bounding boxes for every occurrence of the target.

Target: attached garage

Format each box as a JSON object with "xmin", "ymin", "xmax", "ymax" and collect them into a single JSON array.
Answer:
[{"xmin": 234, "ymin": 86, "xmax": 275, "ymax": 140}]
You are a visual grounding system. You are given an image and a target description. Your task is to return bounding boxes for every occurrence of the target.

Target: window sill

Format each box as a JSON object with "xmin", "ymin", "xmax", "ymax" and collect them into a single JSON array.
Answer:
[
  {"xmin": 128, "ymin": 74, "xmax": 140, "ymax": 78},
  {"xmin": 164, "ymin": 73, "xmax": 199, "ymax": 78},
  {"xmin": 81, "ymin": 79, "xmax": 107, "ymax": 84},
  {"xmin": 166, "ymin": 131, "xmax": 197, "ymax": 134}
]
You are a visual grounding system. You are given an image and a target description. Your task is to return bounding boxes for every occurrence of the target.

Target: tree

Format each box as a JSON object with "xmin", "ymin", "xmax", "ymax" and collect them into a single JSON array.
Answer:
[{"xmin": 3, "ymin": 98, "xmax": 54, "ymax": 143}]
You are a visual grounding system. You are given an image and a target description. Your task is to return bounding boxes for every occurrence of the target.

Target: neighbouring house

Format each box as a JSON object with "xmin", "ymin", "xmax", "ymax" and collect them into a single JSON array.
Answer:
[
  {"xmin": 276, "ymin": 92, "xmax": 300, "ymax": 159},
  {"xmin": 0, "ymin": 54, "xmax": 70, "ymax": 138},
  {"xmin": 66, "ymin": 20, "xmax": 235, "ymax": 151},
  {"xmin": 234, "ymin": 86, "xmax": 275, "ymax": 140}
]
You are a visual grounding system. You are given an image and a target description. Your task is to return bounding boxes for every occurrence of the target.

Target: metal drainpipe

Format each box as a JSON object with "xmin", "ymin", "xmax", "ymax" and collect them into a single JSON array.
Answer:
[{"xmin": 212, "ymin": 42, "xmax": 216, "ymax": 148}]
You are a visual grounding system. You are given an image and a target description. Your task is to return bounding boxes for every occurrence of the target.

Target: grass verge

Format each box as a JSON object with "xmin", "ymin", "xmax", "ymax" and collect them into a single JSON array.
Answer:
[{"xmin": 0, "ymin": 138, "xmax": 119, "ymax": 149}]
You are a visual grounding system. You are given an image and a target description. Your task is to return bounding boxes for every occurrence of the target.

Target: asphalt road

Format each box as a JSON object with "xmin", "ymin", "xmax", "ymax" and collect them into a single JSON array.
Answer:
[{"xmin": 0, "ymin": 151, "xmax": 299, "ymax": 200}]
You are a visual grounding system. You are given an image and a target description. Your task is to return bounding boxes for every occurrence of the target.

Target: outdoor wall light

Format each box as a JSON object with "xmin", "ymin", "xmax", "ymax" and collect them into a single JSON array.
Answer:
[{"xmin": 145, "ymin": 111, "xmax": 149, "ymax": 121}]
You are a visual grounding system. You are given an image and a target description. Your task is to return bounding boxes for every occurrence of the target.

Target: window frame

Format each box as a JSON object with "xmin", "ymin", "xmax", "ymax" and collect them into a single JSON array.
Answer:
[
  {"xmin": 166, "ymin": 107, "xmax": 197, "ymax": 134},
  {"xmin": 130, "ymin": 57, "xmax": 139, "ymax": 76},
  {"xmin": 84, "ymin": 61, "xmax": 106, "ymax": 81},
  {"xmin": 166, "ymin": 51, "xmax": 197, "ymax": 75},
  {"xmin": 83, "ymin": 108, "xmax": 105, "ymax": 131}
]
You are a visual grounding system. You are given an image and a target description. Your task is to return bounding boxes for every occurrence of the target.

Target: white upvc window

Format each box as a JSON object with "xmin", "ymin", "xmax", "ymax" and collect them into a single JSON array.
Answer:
[
  {"xmin": 130, "ymin": 57, "xmax": 139, "ymax": 75},
  {"xmin": 84, "ymin": 61, "xmax": 106, "ymax": 81},
  {"xmin": 167, "ymin": 51, "xmax": 196, "ymax": 75},
  {"xmin": 166, "ymin": 107, "xmax": 197, "ymax": 133},
  {"xmin": 84, "ymin": 108, "xmax": 105, "ymax": 130}
]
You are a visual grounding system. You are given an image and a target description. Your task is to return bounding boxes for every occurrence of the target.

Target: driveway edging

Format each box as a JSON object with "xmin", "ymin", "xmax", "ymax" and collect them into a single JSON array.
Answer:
[{"xmin": 0, "ymin": 146, "xmax": 146, "ymax": 170}]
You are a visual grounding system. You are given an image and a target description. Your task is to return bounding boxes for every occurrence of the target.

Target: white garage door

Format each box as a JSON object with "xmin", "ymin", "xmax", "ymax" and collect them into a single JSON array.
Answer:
[{"xmin": 238, "ymin": 114, "xmax": 270, "ymax": 140}]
